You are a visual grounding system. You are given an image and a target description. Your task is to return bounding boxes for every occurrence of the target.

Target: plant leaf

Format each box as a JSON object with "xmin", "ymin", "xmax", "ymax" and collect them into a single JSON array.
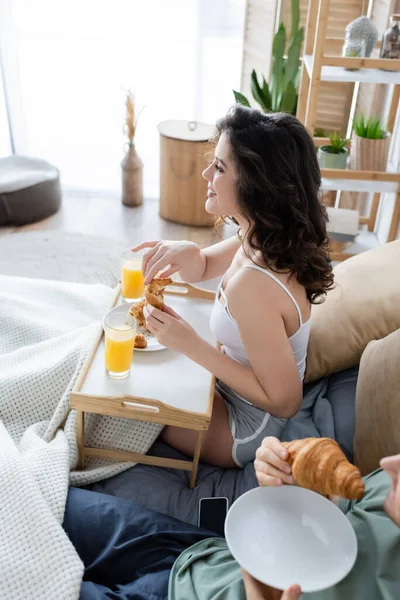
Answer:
[
  {"xmin": 329, "ymin": 131, "xmax": 349, "ymax": 152},
  {"xmin": 251, "ymin": 70, "xmax": 271, "ymax": 111},
  {"xmin": 271, "ymin": 23, "xmax": 286, "ymax": 110},
  {"xmin": 359, "ymin": 113, "xmax": 365, "ymax": 136},
  {"xmin": 279, "ymin": 81, "xmax": 298, "ymax": 114},
  {"xmin": 354, "ymin": 113, "xmax": 386, "ymax": 139},
  {"xmin": 284, "ymin": 27, "xmax": 304, "ymax": 89},
  {"xmin": 262, "ymin": 76, "xmax": 272, "ymax": 111},
  {"xmin": 233, "ymin": 90, "xmax": 251, "ymax": 107},
  {"xmin": 291, "ymin": 0, "xmax": 300, "ymax": 41},
  {"xmin": 314, "ymin": 127, "xmax": 327, "ymax": 137}
]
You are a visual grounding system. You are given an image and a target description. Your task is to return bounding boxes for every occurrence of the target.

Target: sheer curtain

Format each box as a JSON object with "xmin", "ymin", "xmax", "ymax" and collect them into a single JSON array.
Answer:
[
  {"xmin": 2, "ymin": 0, "xmax": 245, "ymax": 197},
  {"xmin": 0, "ymin": 52, "xmax": 12, "ymax": 157}
]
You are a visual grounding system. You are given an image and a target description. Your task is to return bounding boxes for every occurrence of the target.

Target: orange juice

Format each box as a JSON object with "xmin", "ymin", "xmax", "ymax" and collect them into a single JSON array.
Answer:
[
  {"xmin": 105, "ymin": 325, "xmax": 135, "ymax": 375},
  {"xmin": 121, "ymin": 259, "xmax": 145, "ymax": 301}
]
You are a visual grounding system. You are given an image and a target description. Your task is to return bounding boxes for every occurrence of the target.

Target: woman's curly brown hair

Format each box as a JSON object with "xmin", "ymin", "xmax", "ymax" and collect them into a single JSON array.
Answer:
[{"xmin": 214, "ymin": 105, "xmax": 334, "ymax": 304}]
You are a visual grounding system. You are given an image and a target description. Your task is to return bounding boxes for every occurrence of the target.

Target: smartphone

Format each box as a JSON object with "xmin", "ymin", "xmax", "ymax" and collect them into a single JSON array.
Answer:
[{"xmin": 198, "ymin": 496, "xmax": 229, "ymax": 537}]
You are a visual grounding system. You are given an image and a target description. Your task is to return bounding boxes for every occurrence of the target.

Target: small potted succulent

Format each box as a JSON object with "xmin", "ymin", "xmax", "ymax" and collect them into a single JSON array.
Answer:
[
  {"xmin": 317, "ymin": 132, "xmax": 350, "ymax": 169},
  {"xmin": 350, "ymin": 114, "xmax": 390, "ymax": 171}
]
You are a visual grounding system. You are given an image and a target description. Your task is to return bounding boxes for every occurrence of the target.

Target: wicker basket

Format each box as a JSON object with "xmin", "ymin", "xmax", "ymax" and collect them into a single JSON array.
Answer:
[
  {"xmin": 350, "ymin": 132, "xmax": 391, "ymax": 172},
  {"xmin": 158, "ymin": 120, "xmax": 215, "ymax": 227}
]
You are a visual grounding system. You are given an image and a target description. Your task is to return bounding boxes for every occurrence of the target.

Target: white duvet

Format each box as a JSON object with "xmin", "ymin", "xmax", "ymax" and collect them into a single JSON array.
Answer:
[{"xmin": 0, "ymin": 275, "xmax": 162, "ymax": 599}]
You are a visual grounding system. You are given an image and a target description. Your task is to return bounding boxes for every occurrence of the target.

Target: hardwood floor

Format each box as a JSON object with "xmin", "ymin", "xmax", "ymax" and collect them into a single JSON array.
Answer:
[{"xmin": 0, "ymin": 189, "xmax": 233, "ymax": 248}]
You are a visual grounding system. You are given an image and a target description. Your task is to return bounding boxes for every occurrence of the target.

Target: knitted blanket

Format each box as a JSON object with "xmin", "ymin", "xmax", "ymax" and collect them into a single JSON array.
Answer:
[{"xmin": 0, "ymin": 276, "xmax": 162, "ymax": 599}]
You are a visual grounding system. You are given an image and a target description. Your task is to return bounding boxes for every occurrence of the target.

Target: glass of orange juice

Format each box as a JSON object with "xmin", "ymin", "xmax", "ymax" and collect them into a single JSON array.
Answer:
[
  {"xmin": 121, "ymin": 249, "xmax": 145, "ymax": 302},
  {"xmin": 103, "ymin": 306, "xmax": 136, "ymax": 379}
]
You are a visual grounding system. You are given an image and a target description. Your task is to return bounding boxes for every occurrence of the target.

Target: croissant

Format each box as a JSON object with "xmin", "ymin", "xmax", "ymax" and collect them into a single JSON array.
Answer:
[
  {"xmin": 134, "ymin": 333, "xmax": 148, "ymax": 349},
  {"xmin": 282, "ymin": 438, "xmax": 365, "ymax": 500},
  {"xmin": 130, "ymin": 300, "xmax": 146, "ymax": 328},
  {"xmin": 145, "ymin": 277, "xmax": 173, "ymax": 310},
  {"xmin": 129, "ymin": 278, "xmax": 172, "ymax": 329}
]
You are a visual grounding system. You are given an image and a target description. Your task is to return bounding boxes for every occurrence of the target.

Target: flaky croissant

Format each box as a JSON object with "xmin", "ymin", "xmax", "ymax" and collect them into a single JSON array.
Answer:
[
  {"xmin": 145, "ymin": 277, "xmax": 173, "ymax": 310},
  {"xmin": 282, "ymin": 438, "xmax": 365, "ymax": 500},
  {"xmin": 130, "ymin": 300, "xmax": 146, "ymax": 328},
  {"xmin": 134, "ymin": 333, "xmax": 147, "ymax": 349},
  {"xmin": 129, "ymin": 278, "xmax": 172, "ymax": 329}
]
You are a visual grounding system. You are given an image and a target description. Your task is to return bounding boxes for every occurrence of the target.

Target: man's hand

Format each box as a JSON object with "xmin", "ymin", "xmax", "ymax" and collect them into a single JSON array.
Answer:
[
  {"xmin": 254, "ymin": 437, "xmax": 294, "ymax": 487},
  {"xmin": 241, "ymin": 569, "xmax": 301, "ymax": 600}
]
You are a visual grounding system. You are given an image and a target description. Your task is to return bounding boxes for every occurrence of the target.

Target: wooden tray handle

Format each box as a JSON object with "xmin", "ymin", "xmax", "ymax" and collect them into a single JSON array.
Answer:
[
  {"xmin": 71, "ymin": 391, "xmax": 188, "ymax": 422},
  {"xmin": 166, "ymin": 281, "xmax": 215, "ymax": 300},
  {"xmin": 120, "ymin": 395, "xmax": 162, "ymax": 414}
]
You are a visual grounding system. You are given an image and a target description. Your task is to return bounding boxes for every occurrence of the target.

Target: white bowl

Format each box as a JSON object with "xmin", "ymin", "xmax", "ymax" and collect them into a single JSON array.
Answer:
[{"xmin": 225, "ymin": 485, "xmax": 357, "ymax": 593}]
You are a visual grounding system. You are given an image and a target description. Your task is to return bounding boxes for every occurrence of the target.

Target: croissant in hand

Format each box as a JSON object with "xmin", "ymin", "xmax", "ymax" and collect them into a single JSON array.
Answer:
[
  {"xmin": 145, "ymin": 277, "xmax": 173, "ymax": 310},
  {"xmin": 129, "ymin": 277, "xmax": 172, "ymax": 328},
  {"xmin": 282, "ymin": 438, "xmax": 365, "ymax": 500}
]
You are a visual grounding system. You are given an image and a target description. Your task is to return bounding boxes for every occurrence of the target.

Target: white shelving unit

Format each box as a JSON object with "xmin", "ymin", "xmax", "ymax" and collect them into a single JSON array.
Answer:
[
  {"xmin": 303, "ymin": 54, "xmax": 400, "ymax": 85},
  {"xmin": 297, "ymin": 0, "xmax": 400, "ymax": 261},
  {"xmin": 322, "ymin": 177, "xmax": 398, "ymax": 194},
  {"xmin": 327, "ymin": 208, "xmax": 381, "ymax": 263}
]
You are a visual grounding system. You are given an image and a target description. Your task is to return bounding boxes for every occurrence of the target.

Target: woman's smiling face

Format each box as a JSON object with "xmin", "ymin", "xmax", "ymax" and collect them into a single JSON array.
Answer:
[{"xmin": 202, "ymin": 132, "xmax": 238, "ymax": 218}]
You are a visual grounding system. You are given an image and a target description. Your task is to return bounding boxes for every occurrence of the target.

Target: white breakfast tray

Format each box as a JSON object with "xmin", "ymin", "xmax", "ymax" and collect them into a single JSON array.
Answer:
[{"xmin": 70, "ymin": 282, "xmax": 216, "ymax": 488}]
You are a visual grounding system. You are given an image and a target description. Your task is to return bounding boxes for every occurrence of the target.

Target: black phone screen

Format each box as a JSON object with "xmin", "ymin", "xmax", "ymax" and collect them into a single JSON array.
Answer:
[{"xmin": 198, "ymin": 497, "xmax": 228, "ymax": 537}]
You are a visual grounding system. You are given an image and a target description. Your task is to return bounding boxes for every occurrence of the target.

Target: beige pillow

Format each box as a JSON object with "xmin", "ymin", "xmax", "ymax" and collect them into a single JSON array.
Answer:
[
  {"xmin": 305, "ymin": 240, "xmax": 400, "ymax": 383},
  {"xmin": 354, "ymin": 329, "xmax": 400, "ymax": 476}
]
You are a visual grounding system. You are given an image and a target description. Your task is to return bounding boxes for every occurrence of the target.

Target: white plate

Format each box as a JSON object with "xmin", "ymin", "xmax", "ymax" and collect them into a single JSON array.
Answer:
[
  {"xmin": 134, "ymin": 327, "xmax": 166, "ymax": 352},
  {"xmin": 105, "ymin": 303, "xmax": 166, "ymax": 352},
  {"xmin": 225, "ymin": 486, "xmax": 357, "ymax": 593}
]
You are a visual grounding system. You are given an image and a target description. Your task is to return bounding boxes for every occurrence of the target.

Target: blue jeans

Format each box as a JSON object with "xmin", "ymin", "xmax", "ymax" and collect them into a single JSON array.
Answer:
[{"xmin": 63, "ymin": 488, "xmax": 216, "ymax": 600}]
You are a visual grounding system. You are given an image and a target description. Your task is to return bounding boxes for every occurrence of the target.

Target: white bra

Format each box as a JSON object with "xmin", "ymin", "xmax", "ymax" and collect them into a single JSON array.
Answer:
[{"xmin": 209, "ymin": 264, "xmax": 311, "ymax": 381}]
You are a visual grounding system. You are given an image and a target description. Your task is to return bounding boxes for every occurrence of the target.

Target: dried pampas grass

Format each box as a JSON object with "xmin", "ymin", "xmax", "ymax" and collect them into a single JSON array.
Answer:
[{"xmin": 124, "ymin": 90, "xmax": 136, "ymax": 145}]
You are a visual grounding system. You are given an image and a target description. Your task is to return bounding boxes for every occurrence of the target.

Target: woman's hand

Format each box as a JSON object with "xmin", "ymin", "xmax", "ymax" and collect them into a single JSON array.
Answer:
[
  {"xmin": 132, "ymin": 240, "xmax": 204, "ymax": 284},
  {"xmin": 241, "ymin": 569, "xmax": 301, "ymax": 600},
  {"xmin": 254, "ymin": 437, "xmax": 294, "ymax": 487},
  {"xmin": 144, "ymin": 304, "xmax": 200, "ymax": 355}
]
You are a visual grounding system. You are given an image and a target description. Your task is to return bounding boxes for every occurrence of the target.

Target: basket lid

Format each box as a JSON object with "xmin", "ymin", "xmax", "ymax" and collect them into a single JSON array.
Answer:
[{"xmin": 157, "ymin": 120, "xmax": 214, "ymax": 142}]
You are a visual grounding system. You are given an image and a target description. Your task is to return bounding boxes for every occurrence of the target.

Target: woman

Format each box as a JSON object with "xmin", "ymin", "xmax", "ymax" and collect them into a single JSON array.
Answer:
[{"xmin": 134, "ymin": 105, "xmax": 334, "ymax": 468}]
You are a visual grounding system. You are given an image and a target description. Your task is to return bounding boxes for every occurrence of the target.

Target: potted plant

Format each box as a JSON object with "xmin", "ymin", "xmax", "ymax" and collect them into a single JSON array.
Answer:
[
  {"xmin": 317, "ymin": 132, "xmax": 350, "ymax": 169},
  {"xmin": 350, "ymin": 114, "xmax": 390, "ymax": 171},
  {"xmin": 233, "ymin": 0, "xmax": 303, "ymax": 115}
]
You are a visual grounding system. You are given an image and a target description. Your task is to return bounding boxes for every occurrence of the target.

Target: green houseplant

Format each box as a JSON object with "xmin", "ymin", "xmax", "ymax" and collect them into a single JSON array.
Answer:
[
  {"xmin": 350, "ymin": 114, "xmax": 390, "ymax": 171},
  {"xmin": 317, "ymin": 132, "xmax": 350, "ymax": 169},
  {"xmin": 233, "ymin": 0, "xmax": 303, "ymax": 115}
]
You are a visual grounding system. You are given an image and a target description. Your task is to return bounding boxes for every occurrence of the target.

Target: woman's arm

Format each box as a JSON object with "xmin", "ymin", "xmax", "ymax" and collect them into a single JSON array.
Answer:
[
  {"xmin": 188, "ymin": 333, "xmax": 300, "ymax": 418},
  {"xmin": 181, "ymin": 235, "xmax": 241, "ymax": 283},
  {"xmin": 134, "ymin": 236, "xmax": 241, "ymax": 285}
]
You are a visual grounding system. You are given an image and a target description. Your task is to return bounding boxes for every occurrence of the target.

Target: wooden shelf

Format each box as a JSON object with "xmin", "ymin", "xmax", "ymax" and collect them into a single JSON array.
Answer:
[
  {"xmin": 322, "ymin": 177, "xmax": 398, "ymax": 193},
  {"xmin": 304, "ymin": 54, "xmax": 400, "ymax": 84},
  {"xmin": 321, "ymin": 169, "xmax": 400, "ymax": 193},
  {"xmin": 331, "ymin": 231, "xmax": 381, "ymax": 263},
  {"xmin": 297, "ymin": 0, "xmax": 400, "ymax": 255}
]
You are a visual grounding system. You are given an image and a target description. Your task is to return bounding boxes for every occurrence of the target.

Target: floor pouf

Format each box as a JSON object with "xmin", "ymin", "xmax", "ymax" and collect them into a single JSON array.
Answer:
[{"xmin": 0, "ymin": 156, "xmax": 62, "ymax": 226}]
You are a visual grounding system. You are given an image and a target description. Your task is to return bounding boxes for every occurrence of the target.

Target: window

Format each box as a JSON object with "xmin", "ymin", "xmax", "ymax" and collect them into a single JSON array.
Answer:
[{"xmin": 3, "ymin": 0, "xmax": 245, "ymax": 197}]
